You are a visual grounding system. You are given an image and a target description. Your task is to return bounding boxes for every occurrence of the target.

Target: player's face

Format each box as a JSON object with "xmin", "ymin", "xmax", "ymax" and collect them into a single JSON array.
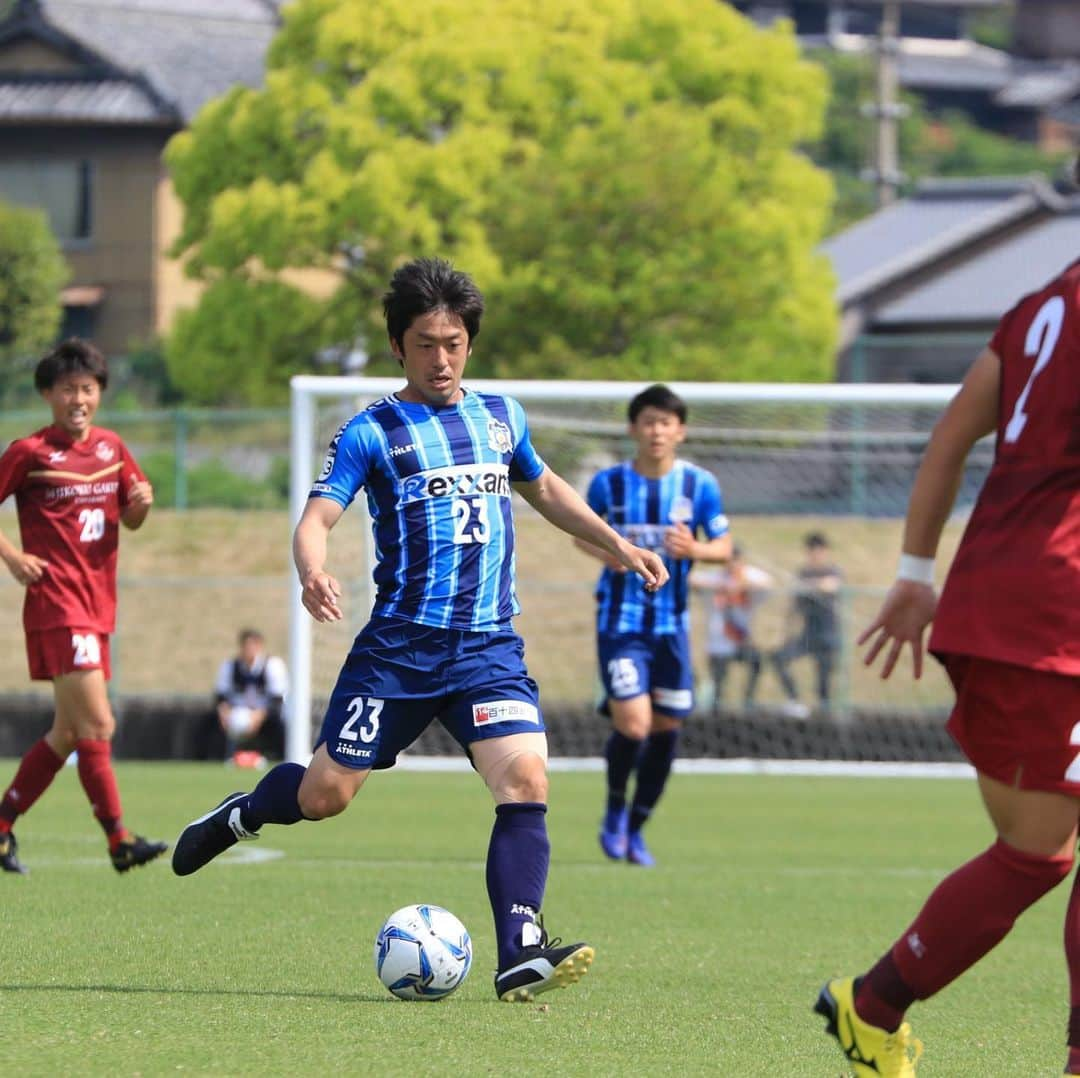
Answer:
[
  {"xmin": 42, "ymin": 371, "xmax": 101, "ymax": 441},
  {"xmin": 630, "ymin": 406, "xmax": 686, "ymax": 466},
  {"xmin": 392, "ymin": 310, "xmax": 471, "ymax": 406}
]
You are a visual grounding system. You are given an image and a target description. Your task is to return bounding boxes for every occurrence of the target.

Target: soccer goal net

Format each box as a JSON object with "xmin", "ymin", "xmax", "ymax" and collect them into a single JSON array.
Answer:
[{"xmin": 287, "ymin": 376, "xmax": 989, "ymax": 765}]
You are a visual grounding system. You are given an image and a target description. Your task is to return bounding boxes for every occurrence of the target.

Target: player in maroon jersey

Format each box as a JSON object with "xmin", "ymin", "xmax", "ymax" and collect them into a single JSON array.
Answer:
[
  {"xmin": 816, "ymin": 165, "xmax": 1080, "ymax": 1078},
  {"xmin": 0, "ymin": 339, "xmax": 167, "ymax": 874}
]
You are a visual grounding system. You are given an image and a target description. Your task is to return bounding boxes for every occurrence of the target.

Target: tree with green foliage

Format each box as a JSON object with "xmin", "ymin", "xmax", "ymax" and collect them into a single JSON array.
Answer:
[
  {"xmin": 812, "ymin": 50, "xmax": 1069, "ymax": 233},
  {"xmin": 0, "ymin": 199, "xmax": 67, "ymax": 366},
  {"xmin": 165, "ymin": 0, "xmax": 837, "ymax": 397}
]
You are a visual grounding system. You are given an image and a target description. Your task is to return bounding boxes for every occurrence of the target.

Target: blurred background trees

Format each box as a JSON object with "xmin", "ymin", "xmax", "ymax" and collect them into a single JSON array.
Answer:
[{"xmin": 164, "ymin": 0, "xmax": 838, "ymax": 398}]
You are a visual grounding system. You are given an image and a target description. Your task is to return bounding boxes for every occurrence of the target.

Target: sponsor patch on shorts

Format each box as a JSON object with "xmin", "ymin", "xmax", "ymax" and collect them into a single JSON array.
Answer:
[
  {"xmin": 653, "ymin": 687, "xmax": 693, "ymax": 711},
  {"xmin": 472, "ymin": 700, "xmax": 540, "ymax": 727}
]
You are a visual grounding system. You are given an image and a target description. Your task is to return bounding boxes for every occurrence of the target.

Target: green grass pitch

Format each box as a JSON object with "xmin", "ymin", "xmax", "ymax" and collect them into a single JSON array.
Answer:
[{"xmin": 0, "ymin": 762, "xmax": 1069, "ymax": 1075}]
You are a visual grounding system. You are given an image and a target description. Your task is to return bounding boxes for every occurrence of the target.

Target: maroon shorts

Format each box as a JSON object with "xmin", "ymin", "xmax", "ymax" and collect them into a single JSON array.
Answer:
[
  {"xmin": 26, "ymin": 627, "xmax": 112, "ymax": 682},
  {"xmin": 943, "ymin": 653, "xmax": 1080, "ymax": 794}
]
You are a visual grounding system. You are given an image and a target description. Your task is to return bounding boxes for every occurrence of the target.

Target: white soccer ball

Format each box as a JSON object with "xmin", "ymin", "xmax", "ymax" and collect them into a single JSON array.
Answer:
[{"xmin": 374, "ymin": 904, "xmax": 472, "ymax": 1001}]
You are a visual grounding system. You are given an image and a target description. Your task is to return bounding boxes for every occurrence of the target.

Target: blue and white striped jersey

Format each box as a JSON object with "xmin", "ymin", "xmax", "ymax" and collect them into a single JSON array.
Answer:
[
  {"xmin": 586, "ymin": 460, "xmax": 728, "ymax": 636},
  {"xmin": 311, "ymin": 390, "xmax": 545, "ymax": 632}
]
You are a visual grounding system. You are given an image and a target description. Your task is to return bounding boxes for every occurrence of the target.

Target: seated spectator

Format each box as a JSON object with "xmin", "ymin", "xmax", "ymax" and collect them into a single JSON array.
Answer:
[{"xmin": 195, "ymin": 629, "xmax": 288, "ymax": 766}]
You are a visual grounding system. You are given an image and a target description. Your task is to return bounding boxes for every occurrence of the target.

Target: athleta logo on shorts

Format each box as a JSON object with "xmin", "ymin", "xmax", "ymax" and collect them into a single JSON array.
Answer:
[
  {"xmin": 472, "ymin": 700, "xmax": 539, "ymax": 727},
  {"xmin": 401, "ymin": 463, "xmax": 511, "ymax": 503}
]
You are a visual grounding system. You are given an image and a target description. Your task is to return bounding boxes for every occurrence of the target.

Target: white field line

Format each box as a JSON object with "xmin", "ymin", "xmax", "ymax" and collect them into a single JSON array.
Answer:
[{"xmin": 394, "ymin": 755, "xmax": 975, "ymax": 779}]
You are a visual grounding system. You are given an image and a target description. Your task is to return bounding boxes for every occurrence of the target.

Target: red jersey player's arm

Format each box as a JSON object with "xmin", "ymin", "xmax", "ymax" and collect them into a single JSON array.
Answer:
[
  {"xmin": 902, "ymin": 346, "xmax": 1001, "ymax": 559},
  {"xmin": 0, "ymin": 527, "xmax": 48, "ymax": 585},
  {"xmin": 121, "ymin": 478, "xmax": 153, "ymax": 530},
  {"xmin": 859, "ymin": 347, "xmax": 1000, "ymax": 680},
  {"xmin": 0, "ymin": 441, "xmax": 46, "ymax": 584}
]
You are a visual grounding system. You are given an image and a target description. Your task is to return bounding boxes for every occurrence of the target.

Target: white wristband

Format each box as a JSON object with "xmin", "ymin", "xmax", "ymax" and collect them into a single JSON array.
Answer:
[{"xmin": 897, "ymin": 554, "xmax": 935, "ymax": 586}]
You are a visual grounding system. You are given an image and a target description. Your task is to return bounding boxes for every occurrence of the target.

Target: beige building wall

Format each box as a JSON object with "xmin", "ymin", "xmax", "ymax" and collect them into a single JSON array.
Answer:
[
  {"xmin": 0, "ymin": 125, "xmax": 170, "ymax": 355},
  {"xmin": 154, "ymin": 173, "xmax": 203, "ymax": 335}
]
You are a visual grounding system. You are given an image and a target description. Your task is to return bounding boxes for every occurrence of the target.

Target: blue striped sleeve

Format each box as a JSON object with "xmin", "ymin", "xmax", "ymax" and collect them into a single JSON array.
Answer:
[
  {"xmin": 309, "ymin": 415, "xmax": 373, "ymax": 509},
  {"xmin": 506, "ymin": 397, "xmax": 545, "ymax": 483},
  {"xmin": 586, "ymin": 469, "xmax": 609, "ymax": 517},
  {"xmin": 696, "ymin": 470, "xmax": 729, "ymax": 539}
]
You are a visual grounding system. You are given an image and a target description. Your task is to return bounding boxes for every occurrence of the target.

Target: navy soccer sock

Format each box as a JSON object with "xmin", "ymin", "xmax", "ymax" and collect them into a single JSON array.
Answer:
[
  {"xmin": 486, "ymin": 802, "xmax": 550, "ymax": 971},
  {"xmin": 629, "ymin": 729, "xmax": 679, "ymax": 834},
  {"xmin": 604, "ymin": 730, "xmax": 643, "ymax": 816},
  {"xmin": 239, "ymin": 762, "xmax": 307, "ymax": 830}
]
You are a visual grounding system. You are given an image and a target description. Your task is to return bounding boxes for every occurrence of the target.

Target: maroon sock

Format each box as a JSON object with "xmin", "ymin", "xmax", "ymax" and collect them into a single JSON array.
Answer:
[
  {"xmin": 855, "ymin": 953, "xmax": 915, "ymax": 1033},
  {"xmin": 0, "ymin": 738, "xmax": 65, "ymax": 828},
  {"xmin": 75, "ymin": 739, "xmax": 126, "ymax": 846},
  {"xmin": 891, "ymin": 839, "xmax": 1071, "ymax": 1002},
  {"xmin": 1062, "ymin": 872, "xmax": 1080, "ymax": 1066}
]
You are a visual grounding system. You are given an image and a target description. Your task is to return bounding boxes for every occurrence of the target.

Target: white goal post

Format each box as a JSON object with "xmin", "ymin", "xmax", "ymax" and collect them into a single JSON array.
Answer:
[{"xmin": 286, "ymin": 375, "xmax": 961, "ymax": 763}]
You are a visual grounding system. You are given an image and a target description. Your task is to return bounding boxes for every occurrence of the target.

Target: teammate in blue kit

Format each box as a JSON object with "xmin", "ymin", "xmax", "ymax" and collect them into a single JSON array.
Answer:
[
  {"xmin": 172, "ymin": 258, "xmax": 668, "ymax": 1002},
  {"xmin": 576, "ymin": 386, "xmax": 731, "ymax": 867}
]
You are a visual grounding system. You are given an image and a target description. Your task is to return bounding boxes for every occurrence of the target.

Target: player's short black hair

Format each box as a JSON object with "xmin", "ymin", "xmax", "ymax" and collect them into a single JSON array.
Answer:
[
  {"xmin": 382, "ymin": 257, "xmax": 484, "ymax": 351},
  {"xmin": 804, "ymin": 531, "xmax": 829, "ymax": 549},
  {"xmin": 238, "ymin": 628, "xmax": 264, "ymax": 645},
  {"xmin": 628, "ymin": 384, "xmax": 687, "ymax": 424},
  {"xmin": 34, "ymin": 338, "xmax": 108, "ymax": 392}
]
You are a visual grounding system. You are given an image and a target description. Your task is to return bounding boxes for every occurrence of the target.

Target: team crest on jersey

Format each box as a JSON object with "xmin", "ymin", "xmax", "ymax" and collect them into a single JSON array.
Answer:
[
  {"xmin": 487, "ymin": 419, "xmax": 513, "ymax": 454},
  {"xmin": 94, "ymin": 442, "xmax": 115, "ymax": 463},
  {"xmin": 669, "ymin": 496, "xmax": 693, "ymax": 524},
  {"xmin": 48, "ymin": 450, "xmax": 66, "ymax": 464}
]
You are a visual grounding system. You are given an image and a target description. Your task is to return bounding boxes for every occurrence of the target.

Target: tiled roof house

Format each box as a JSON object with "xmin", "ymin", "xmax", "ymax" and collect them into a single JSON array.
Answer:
[{"xmin": 0, "ymin": 0, "xmax": 279, "ymax": 352}]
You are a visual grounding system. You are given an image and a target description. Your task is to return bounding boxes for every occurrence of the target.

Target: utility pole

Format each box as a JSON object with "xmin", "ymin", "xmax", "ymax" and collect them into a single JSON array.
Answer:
[{"xmin": 860, "ymin": 0, "xmax": 907, "ymax": 206}]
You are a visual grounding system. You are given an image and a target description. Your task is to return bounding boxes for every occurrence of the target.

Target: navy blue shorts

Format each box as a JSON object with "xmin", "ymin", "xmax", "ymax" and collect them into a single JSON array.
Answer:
[
  {"xmin": 597, "ymin": 629, "xmax": 694, "ymax": 719},
  {"xmin": 316, "ymin": 616, "xmax": 545, "ymax": 770}
]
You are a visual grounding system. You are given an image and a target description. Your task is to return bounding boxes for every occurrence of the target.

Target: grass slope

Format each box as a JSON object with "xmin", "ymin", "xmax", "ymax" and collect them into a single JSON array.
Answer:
[
  {"xmin": 0, "ymin": 763, "xmax": 1068, "ymax": 1075},
  {"xmin": 0, "ymin": 509, "xmax": 968, "ymax": 709}
]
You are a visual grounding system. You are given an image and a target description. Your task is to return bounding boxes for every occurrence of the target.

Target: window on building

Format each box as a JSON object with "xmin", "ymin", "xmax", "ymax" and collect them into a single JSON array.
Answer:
[{"xmin": 0, "ymin": 158, "xmax": 93, "ymax": 243}]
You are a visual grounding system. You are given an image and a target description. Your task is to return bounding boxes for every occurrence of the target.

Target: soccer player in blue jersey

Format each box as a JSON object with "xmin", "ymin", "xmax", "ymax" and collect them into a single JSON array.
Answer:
[
  {"xmin": 576, "ymin": 386, "xmax": 731, "ymax": 867},
  {"xmin": 172, "ymin": 257, "xmax": 668, "ymax": 1003}
]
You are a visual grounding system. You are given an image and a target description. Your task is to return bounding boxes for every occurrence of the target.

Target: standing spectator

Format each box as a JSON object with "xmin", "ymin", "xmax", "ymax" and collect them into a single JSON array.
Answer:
[
  {"xmin": 770, "ymin": 532, "xmax": 843, "ymax": 717},
  {"xmin": 0, "ymin": 338, "xmax": 167, "ymax": 874},
  {"xmin": 197, "ymin": 629, "xmax": 288, "ymax": 766},
  {"xmin": 576, "ymin": 384, "xmax": 732, "ymax": 867},
  {"xmin": 692, "ymin": 544, "xmax": 772, "ymax": 714}
]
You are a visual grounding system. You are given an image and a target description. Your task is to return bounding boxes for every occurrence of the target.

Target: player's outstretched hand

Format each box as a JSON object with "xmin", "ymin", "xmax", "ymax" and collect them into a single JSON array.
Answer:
[
  {"xmin": 4, "ymin": 550, "xmax": 48, "ymax": 586},
  {"xmin": 619, "ymin": 545, "xmax": 669, "ymax": 593},
  {"xmin": 857, "ymin": 579, "xmax": 937, "ymax": 680},
  {"xmin": 301, "ymin": 570, "xmax": 343, "ymax": 622}
]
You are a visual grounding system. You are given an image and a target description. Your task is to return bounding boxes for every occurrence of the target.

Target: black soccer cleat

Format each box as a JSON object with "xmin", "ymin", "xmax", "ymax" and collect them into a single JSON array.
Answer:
[
  {"xmin": 0, "ymin": 830, "xmax": 28, "ymax": 875},
  {"xmin": 171, "ymin": 792, "xmax": 257, "ymax": 877},
  {"xmin": 111, "ymin": 834, "xmax": 169, "ymax": 874},
  {"xmin": 495, "ymin": 918, "xmax": 595, "ymax": 1003}
]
